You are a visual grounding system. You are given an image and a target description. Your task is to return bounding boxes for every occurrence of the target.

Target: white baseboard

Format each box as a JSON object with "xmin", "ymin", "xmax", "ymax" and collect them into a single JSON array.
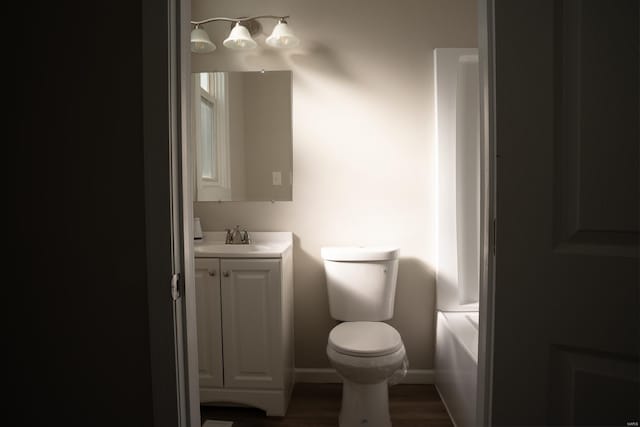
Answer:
[
  {"xmin": 295, "ymin": 368, "xmax": 341, "ymax": 383},
  {"xmin": 295, "ymin": 368, "xmax": 434, "ymax": 384},
  {"xmin": 403, "ymin": 369, "xmax": 434, "ymax": 384}
]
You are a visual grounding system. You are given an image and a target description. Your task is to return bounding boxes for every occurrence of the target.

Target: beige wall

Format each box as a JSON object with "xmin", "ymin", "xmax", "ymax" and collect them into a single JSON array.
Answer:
[{"xmin": 192, "ymin": 0, "xmax": 477, "ymax": 369}]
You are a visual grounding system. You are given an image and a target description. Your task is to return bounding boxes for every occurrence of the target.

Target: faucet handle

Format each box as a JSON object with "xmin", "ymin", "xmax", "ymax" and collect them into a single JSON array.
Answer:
[
  {"xmin": 241, "ymin": 229, "xmax": 251, "ymax": 244},
  {"xmin": 224, "ymin": 228, "xmax": 232, "ymax": 244}
]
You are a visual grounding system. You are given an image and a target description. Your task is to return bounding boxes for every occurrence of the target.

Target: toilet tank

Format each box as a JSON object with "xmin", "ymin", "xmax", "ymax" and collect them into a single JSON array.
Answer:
[{"xmin": 321, "ymin": 246, "xmax": 400, "ymax": 321}]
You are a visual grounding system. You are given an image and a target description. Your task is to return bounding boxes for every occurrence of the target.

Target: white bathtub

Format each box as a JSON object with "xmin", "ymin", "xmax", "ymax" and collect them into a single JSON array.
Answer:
[{"xmin": 435, "ymin": 311, "xmax": 478, "ymax": 427}]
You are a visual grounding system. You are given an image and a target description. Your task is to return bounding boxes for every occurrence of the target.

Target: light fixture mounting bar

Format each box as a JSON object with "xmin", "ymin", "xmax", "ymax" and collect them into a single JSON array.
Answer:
[{"xmin": 191, "ymin": 15, "xmax": 290, "ymax": 26}]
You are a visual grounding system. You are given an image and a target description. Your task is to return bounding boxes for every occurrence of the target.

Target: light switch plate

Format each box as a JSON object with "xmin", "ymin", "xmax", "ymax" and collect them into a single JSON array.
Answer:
[{"xmin": 272, "ymin": 171, "xmax": 282, "ymax": 186}]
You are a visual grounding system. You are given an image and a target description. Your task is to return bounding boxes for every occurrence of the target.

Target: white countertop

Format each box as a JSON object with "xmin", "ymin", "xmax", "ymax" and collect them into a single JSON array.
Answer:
[{"xmin": 194, "ymin": 231, "xmax": 292, "ymax": 258}]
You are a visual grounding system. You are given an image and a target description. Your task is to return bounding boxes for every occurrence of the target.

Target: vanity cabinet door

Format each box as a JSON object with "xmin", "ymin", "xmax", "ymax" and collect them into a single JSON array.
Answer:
[
  {"xmin": 194, "ymin": 258, "xmax": 224, "ymax": 388},
  {"xmin": 220, "ymin": 259, "xmax": 282, "ymax": 389}
]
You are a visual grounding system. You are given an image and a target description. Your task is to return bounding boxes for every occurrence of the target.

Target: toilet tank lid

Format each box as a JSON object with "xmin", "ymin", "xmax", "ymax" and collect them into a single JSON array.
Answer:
[{"xmin": 321, "ymin": 246, "xmax": 399, "ymax": 261}]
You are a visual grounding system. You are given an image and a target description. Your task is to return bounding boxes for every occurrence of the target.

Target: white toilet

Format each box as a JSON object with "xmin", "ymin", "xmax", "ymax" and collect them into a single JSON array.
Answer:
[{"xmin": 321, "ymin": 246, "xmax": 408, "ymax": 427}]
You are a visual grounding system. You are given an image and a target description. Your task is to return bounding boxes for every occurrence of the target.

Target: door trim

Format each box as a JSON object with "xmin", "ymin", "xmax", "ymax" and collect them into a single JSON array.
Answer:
[
  {"xmin": 143, "ymin": 0, "xmax": 197, "ymax": 425},
  {"xmin": 477, "ymin": 0, "xmax": 496, "ymax": 425},
  {"xmin": 176, "ymin": 0, "xmax": 201, "ymax": 422}
]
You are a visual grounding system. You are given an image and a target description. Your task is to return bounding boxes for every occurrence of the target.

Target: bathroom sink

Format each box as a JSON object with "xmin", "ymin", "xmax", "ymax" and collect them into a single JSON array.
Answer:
[{"xmin": 194, "ymin": 231, "xmax": 292, "ymax": 258}]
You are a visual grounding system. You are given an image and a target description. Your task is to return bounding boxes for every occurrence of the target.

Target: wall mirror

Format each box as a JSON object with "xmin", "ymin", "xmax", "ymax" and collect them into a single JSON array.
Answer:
[{"xmin": 191, "ymin": 71, "xmax": 292, "ymax": 201}]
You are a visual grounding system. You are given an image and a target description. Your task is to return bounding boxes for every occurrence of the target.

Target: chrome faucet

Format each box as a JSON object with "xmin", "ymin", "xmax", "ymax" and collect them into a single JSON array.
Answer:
[
  {"xmin": 226, "ymin": 225, "xmax": 251, "ymax": 244},
  {"xmin": 241, "ymin": 229, "xmax": 251, "ymax": 244}
]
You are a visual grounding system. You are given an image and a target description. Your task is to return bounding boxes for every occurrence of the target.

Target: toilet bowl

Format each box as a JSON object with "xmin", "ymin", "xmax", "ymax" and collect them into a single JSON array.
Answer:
[{"xmin": 326, "ymin": 322, "xmax": 408, "ymax": 427}]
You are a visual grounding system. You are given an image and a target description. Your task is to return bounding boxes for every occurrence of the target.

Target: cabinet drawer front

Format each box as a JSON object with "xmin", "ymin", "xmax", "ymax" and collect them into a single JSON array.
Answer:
[{"xmin": 221, "ymin": 259, "xmax": 283, "ymax": 389}]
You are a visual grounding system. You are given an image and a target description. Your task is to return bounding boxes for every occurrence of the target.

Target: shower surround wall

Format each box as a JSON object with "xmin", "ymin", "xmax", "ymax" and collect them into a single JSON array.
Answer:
[{"xmin": 192, "ymin": 0, "xmax": 477, "ymax": 371}]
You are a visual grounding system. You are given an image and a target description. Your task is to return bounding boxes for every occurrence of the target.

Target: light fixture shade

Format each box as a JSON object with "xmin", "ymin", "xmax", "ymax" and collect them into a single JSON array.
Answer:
[
  {"xmin": 223, "ymin": 22, "xmax": 257, "ymax": 50},
  {"xmin": 266, "ymin": 21, "xmax": 300, "ymax": 48},
  {"xmin": 191, "ymin": 27, "xmax": 216, "ymax": 53}
]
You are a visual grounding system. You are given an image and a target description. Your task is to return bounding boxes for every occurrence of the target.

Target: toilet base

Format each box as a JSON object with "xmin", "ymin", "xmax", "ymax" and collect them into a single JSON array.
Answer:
[{"xmin": 339, "ymin": 379, "xmax": 391, "ymax": 427}]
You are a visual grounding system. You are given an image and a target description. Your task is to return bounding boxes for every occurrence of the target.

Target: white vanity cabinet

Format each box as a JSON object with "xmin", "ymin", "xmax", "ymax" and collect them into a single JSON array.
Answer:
[{"xmin": 194, "ymin": 234, "xmax": 294, "ymax": 416}]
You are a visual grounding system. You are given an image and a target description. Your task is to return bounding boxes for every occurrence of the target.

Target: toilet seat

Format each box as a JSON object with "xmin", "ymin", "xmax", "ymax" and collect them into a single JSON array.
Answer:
[{"xmin": 328, "ymin": 321, "xmax": 403, "ymax": 357}]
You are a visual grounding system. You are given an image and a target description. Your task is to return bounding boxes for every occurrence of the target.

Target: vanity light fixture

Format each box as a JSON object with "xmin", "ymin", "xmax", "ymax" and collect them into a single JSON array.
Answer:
[
  {"xmin": 190, "ymin": 15, "xmax": 299, "ymax": 54},
  {"xmin": 191, "ymin": 25, "xmax": 216, "ymax": 53},
  {"xmin": 266, "ymin": 19, "xmax": 300, "ymax": 48},
  {"xmin": 223, "ymin": 22, "xmax": 258, "ymax": 50}
]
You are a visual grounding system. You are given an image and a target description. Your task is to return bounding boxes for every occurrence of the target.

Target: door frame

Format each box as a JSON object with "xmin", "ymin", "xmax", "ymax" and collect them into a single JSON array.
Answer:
[
  {"xmin": 151, "ymin": 0, "xmax": 499, "ymax": 425},
  {"xmin": 177, "ymin": 0, "xmax": 202, "ymax": 421},
  {"xmin": 477, "ymin": 0, "xmax": 496, "ymax": 425},
  {"xmin": 143, "ymin": 0, "xmax": 200, "ymax": 425}
]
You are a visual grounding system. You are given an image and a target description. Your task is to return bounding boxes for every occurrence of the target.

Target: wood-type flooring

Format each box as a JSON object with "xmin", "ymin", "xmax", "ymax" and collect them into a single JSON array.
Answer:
[{"xmin": 201, "ymin": 383, "xmax": 454, "ymax": 426}]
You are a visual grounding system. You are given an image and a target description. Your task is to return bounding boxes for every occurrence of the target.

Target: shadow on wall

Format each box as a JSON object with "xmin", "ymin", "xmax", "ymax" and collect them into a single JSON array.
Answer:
[
  {"xmin": 291, "ymin": 234, "xmax": 339, "ymax": 367},
  {"xmin": 288, "ymin": 41, "xmax": 357, "ymax": 82},
  {"xmin": 235, "ymin": 41, "xmax": 357, "ymax": 86},
  {"xmin": 395, "ymin": 257, "xmax": 436, "ymax": 308},
  {"xmin": 389, "ymin": 257, "xmax": 437, "ymax": 365}
]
